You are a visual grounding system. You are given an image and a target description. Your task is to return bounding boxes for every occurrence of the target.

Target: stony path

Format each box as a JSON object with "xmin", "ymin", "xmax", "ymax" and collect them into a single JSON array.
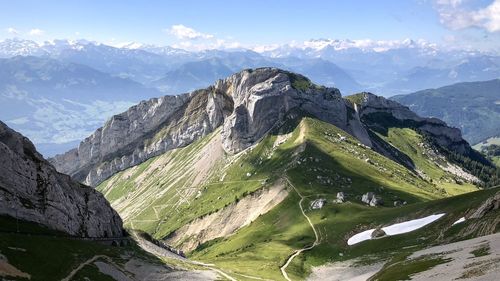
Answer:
[
  {"xmin": 280, "ymin": 177, "xmax": 320, "ymax": 281},
  {"xmin": 61, "ymin": 255, "xmax": 110, "ymax": 281},
  {"xmin": 131, "ymin": 232, "xmax": 238, "ymax": 281}
]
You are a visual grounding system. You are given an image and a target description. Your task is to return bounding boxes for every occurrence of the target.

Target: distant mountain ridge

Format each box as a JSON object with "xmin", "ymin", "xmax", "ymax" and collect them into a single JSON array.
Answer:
[
  {"xmin": 1, "ymin": 37, "xmax": 499, "ymax": 156},
  {"xmin": 0, "ymin": 56, "xmax": 162, "ymax": 156},
  {"xmin": 1, "ymin": 37, "xmax": 498, "ymax": 95},
  {"xmin": 391, "ymin": 79, "xmax": 500, "ymax": 144}
]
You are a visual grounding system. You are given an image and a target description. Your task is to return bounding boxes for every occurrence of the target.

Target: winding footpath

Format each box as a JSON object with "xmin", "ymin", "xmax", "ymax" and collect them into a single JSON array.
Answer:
[
  {"xmin": 131, "ymin": 231, "xmax": 238, "ymax": 281},
  {"xmin": 61, "ymin": 255, "xmax": 110, "ymax": 281},
  {"xmin": 280, "ymin": 177, "xmax": 320, "ymax": 281}
]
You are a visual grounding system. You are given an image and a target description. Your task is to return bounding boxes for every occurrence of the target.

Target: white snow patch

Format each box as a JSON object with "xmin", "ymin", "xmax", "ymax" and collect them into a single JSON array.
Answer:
[
  {"xmin": 347, "ymin": 213, "xmax": 446, "ymax": 246},
  {"xmin": 347, "ymin": 229, "xmax": 375, "ymax": 246},
  {"xmin": 452, "ymin": 217, "xmax": 466, "ymax": 225},
  {"xmin": 383, "ymin": 214, "xmax": 445, "ymax": 235}
]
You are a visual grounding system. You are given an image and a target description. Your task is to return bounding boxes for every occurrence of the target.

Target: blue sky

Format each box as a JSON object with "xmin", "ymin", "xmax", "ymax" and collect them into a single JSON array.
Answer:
[{"xmin": 1, "ymin": 0, "xmax": 499, "ymax": 51}]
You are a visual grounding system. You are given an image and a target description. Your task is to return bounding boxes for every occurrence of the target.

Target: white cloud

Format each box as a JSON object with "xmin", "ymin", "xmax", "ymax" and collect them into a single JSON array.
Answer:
[
  {"xmin": 28, "ymin": 28, "xmax": 45, "ymax": 36},
  {"xmin": 171, "ymin": 38, "xmax": 242, "ymax": 51},
  {"xmin": 436, "ymin": 0, "xmax": 500, "ymax": 32},
  {"xmin": 252, "ymin": 38, "xmax": 437, "ymax": 54},
  {"xmin": 168, "ymin": 24, "xmax": 213, "ymax": 40},
  {"xmin": 436, "ymin": 0, "xmax": 464, "ymax": 8},
  {"xmin": 6, "ymin": 27, "xmax": 19, "ymax": 35}
]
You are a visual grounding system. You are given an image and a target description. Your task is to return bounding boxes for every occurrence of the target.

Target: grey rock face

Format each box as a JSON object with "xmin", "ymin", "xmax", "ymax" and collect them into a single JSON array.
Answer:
[
  {"xmin": 354, "ymin": 92, "xmax": 470, "ymax": 154},
  {"xmin": 50, "ymin": 68, "xmax": 474, "ymax": 188},
  {"xmin": 51, "ymin": 88, "xmax": 232, "ymax": 186},
  {"xmin": 51, "ymin": 68, "xmax": 368, "ymax": 186},
  {"xmin": 468, "ymin": 191, "xmax": 500, "ymax": 219},
  {"xmin": 218, "ymin": 68, "xmax": 356, "ymax": 153},
  {"xmin": 0, "ymin": 121, "xmax": 123, "ymax": 237}
]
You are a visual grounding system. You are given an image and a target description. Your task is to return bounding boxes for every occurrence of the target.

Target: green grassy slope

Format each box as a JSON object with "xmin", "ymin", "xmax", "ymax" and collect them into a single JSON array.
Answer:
[
  {"xmin": 378, "ymin": 127, "xmax": 478, "ymax": 194},
  {"xmin": 97, "ymin": 125, "xmax": 300, "ymax": 239},
  {"xmin": 474, "ymin": 140, "xmax": 500, "ymax": 168},
  {"xmin": 473, "ymin": 136, "xmax": 500, "ymax": 150},
  {"xmin": 188, "ymin": 118, "xmax": 492, "ymax": 280},
  {"xmin": 0, "ymin": 216, "xmax": 166, "ymax": 281},
  {"xmin": 97, "ymin": 115, "xmax": 492, "ymax": 280}
]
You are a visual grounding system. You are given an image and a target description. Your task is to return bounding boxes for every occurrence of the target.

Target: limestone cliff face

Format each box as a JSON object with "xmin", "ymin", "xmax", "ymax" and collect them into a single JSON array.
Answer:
[
  {"xmin": 217, "ymin": 68, "xmax": 366, "ymax": 153},
  {"xmin": 50, "ymin": 68, "xmax": 472, "ymax": 188},
  {"xmin": 353, "ymin": 92, "xmax": 470, "ymax": 154},
  {"xmin": 0, "ymin": 121, "xmax": 123, "ymax": 237},
  {"xmin": 51, "ymin": 90, "xmax": 233, "ymax": 186},
  {"xmin": 51, "ymin": 68, "xmax": 365, "ymax": 186}
]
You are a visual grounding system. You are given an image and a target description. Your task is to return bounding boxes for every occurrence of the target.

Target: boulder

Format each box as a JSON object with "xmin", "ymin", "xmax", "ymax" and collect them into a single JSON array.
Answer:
[
  {"xmin": 334, "ymin": 192, "xmax": 346, "ymax": 203},
  {"xmin": 361, "ymin": 192, "xmax": 383, "ymax": 206},
  {"xmin": 370, "ymin": 196, "xmax": 384, "ymax": 207},
  {"xmin": 361, "ymin": 192, "xmax": 375, "ymax": 204},
  {"xmin": 311, "ymin": 198, "xmax": 327, "ymax": 210},
  {"xmin": 50, "ymin": 68, "xmax": 373, "ymax": 187},
  {"xmin": 371, "ymin": 228, "xmax": 386, "ymax": 238},
  {"xmin": 337, "ymin": 192, "xmax": 345, "ymax": 202}
]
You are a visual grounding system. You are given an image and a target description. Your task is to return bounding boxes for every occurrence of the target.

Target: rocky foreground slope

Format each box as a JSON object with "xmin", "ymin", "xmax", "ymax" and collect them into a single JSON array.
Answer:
[
  {"xmin": 0, "ymin": 121, "xmax": 123, "ymax": 237},
  {"xmin": 50, "ymin": 67, "xmax": 477, "ymax": 187}
]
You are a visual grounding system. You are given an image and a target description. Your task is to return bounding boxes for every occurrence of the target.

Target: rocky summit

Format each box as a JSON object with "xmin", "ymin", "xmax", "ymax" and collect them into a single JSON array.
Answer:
[
  {"xmin": 0, "ymin": 121, "xmax": 123, "ymax": 237},
  {"xmin": 50, "ymin": 67, "xmax": 474, "ymax": 187}
]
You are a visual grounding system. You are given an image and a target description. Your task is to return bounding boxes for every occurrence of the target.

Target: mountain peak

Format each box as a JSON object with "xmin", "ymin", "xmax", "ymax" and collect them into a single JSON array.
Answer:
[{"xmin": 50, "ymin": 68, "xmax": 480, "ymax": 188}]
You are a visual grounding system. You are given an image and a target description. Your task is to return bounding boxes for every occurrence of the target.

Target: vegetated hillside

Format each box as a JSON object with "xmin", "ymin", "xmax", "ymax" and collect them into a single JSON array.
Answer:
[
  {"xmin": 0, "ymin": 215, "xmax": 218, "ymax": 281},
  {"xmin": 0, "ymin": 121, "xmax": 224, "ymax": 281},
  {"xmin": 98, "ymin": 115, "xmax": 499, "ymax": 280},
  {"xmin": 81, "ymin": 68, "xmax": 499, "ymax": 280},
  {"xmin": 391, "ymin": 79, "xmax": 500, "ymax": 145},
  {"xmin": 477, "ymin": 142, "xmax": 500, "ymax": 167}
]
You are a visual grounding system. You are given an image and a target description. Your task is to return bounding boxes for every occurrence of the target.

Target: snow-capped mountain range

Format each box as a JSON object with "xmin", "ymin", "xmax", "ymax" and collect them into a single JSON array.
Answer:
[{"xmin": 0, "ymin": 37, "xmax": 498, "ymax": 156}]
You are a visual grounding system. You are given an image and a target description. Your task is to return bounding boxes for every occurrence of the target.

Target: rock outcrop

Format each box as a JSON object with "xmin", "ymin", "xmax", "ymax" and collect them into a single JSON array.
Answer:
[
  {"xmin": 51, "ymin": 88, "xmax": 233, "ymax": 186},
  {"xmin": 334, "ymin": 192, "xmax": 345, "ymax": 203},
  {"xmin": 468, "ymin": 191, "xmax": 500, "ymax": 219},
  {"xmin": 50, "ymin": 68, "xmax": 475, "ymax": 187},
  {"xmin": 371, "ymin": 228, "xmax": 386, "ymax": 238},
  {"xmin": 361, "ymin": 192, "xmax": 383, "ymax": 206},
  {"xmin": 217, "ymin": 69, "xmax": 369, "ymax": 153},
  {"xmin": 0, "ymin": 121, "xmax": 123, "ymax": 237},
  {"xmin": 351, "ymin": 92, "xmax": 471, "ymax": 155}
]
